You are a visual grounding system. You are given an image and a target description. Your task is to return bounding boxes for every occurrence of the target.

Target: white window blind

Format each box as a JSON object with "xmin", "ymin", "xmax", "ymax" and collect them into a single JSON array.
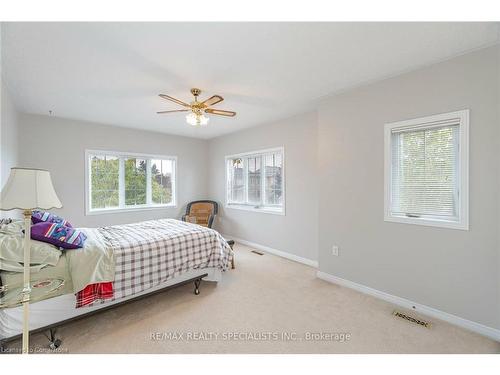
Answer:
[
  {"xmin": 391, "ymin": 124, "xmax": 459, "ymax": 219},
  {"xmin": 384, "ymin": 110, "xmax": 469, "ymax": 230}
]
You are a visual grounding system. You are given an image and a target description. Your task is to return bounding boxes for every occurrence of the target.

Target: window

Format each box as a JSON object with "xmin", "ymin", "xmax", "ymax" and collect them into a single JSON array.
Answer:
[
  {"xmin": 226, "ymin": 147, "xmax": 284, "ymax": 214},
  {"xmin": 384, "ymin": 110, "xmax": 469, "ymax": 230},
  {"xmin": 86, "ymin": 150, "xmax": 176, "ymax": 214}
]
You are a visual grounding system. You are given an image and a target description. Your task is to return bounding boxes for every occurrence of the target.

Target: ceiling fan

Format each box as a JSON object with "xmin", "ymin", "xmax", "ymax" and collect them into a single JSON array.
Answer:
[{"xmin": 157, "ymin": 88, "xmax": 236, "ymax": 126}]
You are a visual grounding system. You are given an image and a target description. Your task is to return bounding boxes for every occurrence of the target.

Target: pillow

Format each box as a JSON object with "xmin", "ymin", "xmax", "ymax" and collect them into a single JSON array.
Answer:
[
  {"xmin": 0, "ymin": 230, "xmax": 62, "ymax": 266},
  {"xmin": 31, "ymin": 210, "xmax": 72, "ymax": 227},
  {"xmin": 31, "ymin": 222, "xmax": 87, "ymax": 249}
]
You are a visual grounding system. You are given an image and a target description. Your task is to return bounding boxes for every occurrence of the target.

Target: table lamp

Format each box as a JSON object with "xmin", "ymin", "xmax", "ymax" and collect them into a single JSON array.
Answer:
[{"xmin": 0, "ymin": 167, "xmax": 62, "ymax": 354}]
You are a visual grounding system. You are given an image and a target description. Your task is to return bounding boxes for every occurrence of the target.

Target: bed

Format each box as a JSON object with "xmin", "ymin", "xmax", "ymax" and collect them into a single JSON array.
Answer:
[{"xmin": 0, "ymin": 218, "xmax": 233, "ymax": 345}]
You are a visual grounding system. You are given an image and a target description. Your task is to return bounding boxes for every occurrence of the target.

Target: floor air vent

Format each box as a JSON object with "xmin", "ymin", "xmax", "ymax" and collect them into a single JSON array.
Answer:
[
  {"xmin": 392, "ymin": 310, "xmax": 431, "ymax": 328},
  {"xmin": 251, "ymin": 250, "xmax": 264, "ymax": 256}
]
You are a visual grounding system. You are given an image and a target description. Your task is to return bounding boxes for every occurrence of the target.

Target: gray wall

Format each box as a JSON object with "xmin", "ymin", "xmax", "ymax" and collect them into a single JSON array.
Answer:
[
  {"xmin": 317, "ymin": 46, "xmax": 500, "ymax": 329},
  {"xmin": 18, "ymin": 113, "xmax": 209, "ymax": 227},
  {"xmin": 208, "ymin": 112, "xmax": 318, "ymax": 263},
  {"xmin": 0, "ymin": 84, "xmax": 18, "ymax": 191},
  {"xmin": 498, "ymin": 45, "xmax": 500, "ymax": 330},
  {"xmin": 0, "ymin": 81, "xmax": 19, "ymax": 220}
]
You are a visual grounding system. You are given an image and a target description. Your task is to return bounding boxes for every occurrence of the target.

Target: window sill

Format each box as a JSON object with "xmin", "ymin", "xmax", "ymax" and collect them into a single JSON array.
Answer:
[
  {"xmin": 225, "ymin": 204, "xmax": 285, "ymax": 216},
  {"xmin": 384, "ymin": 214, "xmax": 468, "ymax": 230},
  {"xmin": 86, "ymin": 204, "xmax": 177, "ymax": 216}
]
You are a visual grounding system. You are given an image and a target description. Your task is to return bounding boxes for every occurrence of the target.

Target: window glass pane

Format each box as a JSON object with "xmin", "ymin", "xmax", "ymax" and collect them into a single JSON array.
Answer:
[
  {"xmin": 264, "ymin": 152, "xmax": 283, "ymax": 206},
  {"xmin": 391, "ymin": 125, "xmax": 458, "ymax": 218},
  {"xmin": 151, "ymin": 159, "xmax": 173, "ymax": 204},
  {"xmin": 90, "ymin": 155, "xmax": 119, "ymax": 209},
  {"xmin": 124, "ymin": 158, "xmax": 147, "ymax": 206},
  {"xmin": 227, "ymin": 158, "xmax": 245, "ymax": 203},
  {"xmin": 247, "ymin": 156, "xmax": 261, "ymax": 204}
]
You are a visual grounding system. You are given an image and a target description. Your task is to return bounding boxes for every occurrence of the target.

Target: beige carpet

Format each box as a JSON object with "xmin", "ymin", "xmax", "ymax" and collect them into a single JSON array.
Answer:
[{"xmin": 6, "ymin": 243, "xmax": 500, "ymax": 353}]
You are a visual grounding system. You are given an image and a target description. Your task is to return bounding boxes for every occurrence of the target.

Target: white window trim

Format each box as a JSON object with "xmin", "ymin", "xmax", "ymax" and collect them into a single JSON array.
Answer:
[
  {"xmin": 225, "ymin": 146, "xmax": 285, "ymax": 216},
  {"xmin": 85, "ymin": 149, "xmax": 177, "ymax": 215},
  {"xmin": 383, "ymin": 110, "xmax": 469, "ymax": 230}
]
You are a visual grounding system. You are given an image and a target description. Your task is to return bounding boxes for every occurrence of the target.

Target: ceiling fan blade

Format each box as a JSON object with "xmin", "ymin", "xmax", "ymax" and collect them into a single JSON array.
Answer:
[
  {"xmin": 205, "ymin": 108, "xmax": 236, "ymax": 117},
  {"xmin": 159, "ymin": 94, "xmax": 191, "ymax": 107},
  {"xmin": 157, "ymin": 109, "xmax": 189, "ymax": 114},
  {"xmin": 201, "ymin": 95, "xmax": 224, "ymax": 107}
]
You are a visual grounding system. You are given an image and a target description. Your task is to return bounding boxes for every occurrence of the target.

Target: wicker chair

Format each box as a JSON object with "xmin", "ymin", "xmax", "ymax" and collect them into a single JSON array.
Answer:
[{"xmin": 181, "ymin": 200, "xmax": 219, "ymax": 228}]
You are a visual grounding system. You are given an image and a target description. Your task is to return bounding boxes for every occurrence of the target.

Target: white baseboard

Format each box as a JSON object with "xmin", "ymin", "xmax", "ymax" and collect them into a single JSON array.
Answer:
[
  {"xmin": 222, "ymin": 234, "xmax": 318, "ymax": 268},
  {"xmin": 317, "ymin": 271, "xmax": 500, "ymax": 342}
]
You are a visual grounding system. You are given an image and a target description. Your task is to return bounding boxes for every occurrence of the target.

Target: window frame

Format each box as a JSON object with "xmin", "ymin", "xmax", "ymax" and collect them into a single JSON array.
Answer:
[
  {"xmin": 85, "ymin": 149, "xmax": 177, "ymax": 215},
  {"xmin": 225, "ymin": 147, "xmax": 285, "ymax": 215},
  {"xmin": 384, "ymin": 110, "xmax": 469, "ymax": 230}
]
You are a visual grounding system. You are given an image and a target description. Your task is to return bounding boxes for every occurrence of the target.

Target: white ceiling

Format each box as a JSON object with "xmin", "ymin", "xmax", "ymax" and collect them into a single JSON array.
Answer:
[{"xmin": 2, "ymin": 22, "xmax": 499, "ymax": 139}]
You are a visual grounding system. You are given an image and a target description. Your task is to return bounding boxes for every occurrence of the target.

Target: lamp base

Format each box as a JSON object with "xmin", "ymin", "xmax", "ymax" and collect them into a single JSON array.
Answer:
[{"xmin": 22, "ymin": 210, "xmax": 31, "ymax": 354}]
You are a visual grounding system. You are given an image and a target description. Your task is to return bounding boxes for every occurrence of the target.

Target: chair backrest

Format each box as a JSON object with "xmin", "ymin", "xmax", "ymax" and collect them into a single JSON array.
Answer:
[{"xmin": 185, "ymin": 200, "xmax": 218, "ymax": 228}]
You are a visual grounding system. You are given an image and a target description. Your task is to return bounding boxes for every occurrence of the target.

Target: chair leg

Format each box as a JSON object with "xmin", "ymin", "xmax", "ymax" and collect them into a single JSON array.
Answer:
[{"xmin": 231, "ymin": 257, "xmax": 235, "ymax": 269}]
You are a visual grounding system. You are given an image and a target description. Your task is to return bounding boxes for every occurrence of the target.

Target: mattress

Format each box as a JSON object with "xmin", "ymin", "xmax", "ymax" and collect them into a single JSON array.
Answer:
[{"xmin": 0, "ymin": 267, "xmax": 221, "ymax": 340}]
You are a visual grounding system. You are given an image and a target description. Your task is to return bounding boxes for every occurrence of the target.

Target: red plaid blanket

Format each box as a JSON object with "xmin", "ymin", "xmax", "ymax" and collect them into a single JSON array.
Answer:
[{"xmin": 76, "ymin": 282, "xmax": 114, "ymax": 308}]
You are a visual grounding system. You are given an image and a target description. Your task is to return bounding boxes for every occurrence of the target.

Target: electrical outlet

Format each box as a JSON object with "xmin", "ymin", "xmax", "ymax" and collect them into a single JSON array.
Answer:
[{"xmin": 332, "ymin": 245, "xmax": 339, "ymax": 256}]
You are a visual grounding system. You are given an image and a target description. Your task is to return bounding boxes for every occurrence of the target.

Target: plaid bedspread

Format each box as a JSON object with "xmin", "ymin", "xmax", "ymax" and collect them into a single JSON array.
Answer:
[{"xmin": 87, "ymin": 219, "xmax": 232, "ymax": 305}]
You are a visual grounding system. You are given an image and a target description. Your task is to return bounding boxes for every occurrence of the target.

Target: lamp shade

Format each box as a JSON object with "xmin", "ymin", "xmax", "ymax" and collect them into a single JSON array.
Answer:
[{"xmin": 0, "ymin": 168, "xmax": 62, "ymax": 211}]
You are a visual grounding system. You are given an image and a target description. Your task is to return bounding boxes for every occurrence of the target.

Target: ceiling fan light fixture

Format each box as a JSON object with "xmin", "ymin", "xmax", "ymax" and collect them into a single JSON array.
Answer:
[
  {"xmin": 186, "ymin": 112, "xmax": 209, "ymax": 126},
  {"xmin": 159, "ymin": 88, "xmax": 235, "ymax": 127}
]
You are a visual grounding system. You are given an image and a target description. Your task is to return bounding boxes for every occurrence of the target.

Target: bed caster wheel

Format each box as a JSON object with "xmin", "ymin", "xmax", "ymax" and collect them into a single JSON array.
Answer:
[
  {"xmin": 194, "ymin": 278, "xmax": 201, "ymax": 295},
  {"xmin": 47, "ymin": 328, "xmax": 61, "ymax": 350},
  {"xmin": 49, "ymin": 339, "xmax": 62, "ymax": 350}
]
